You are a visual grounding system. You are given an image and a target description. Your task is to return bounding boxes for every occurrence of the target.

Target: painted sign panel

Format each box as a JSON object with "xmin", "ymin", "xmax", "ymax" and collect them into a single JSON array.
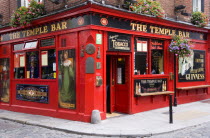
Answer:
[
  {"xmin": 178, "ymin": 50, "xmax": 205, "ymax": 82},
  {"xmin": 92, "ymin": 14, "xmax": 207, "ymax": 40},
  {"xmin": 16, "ymin": 84, "xmax": 48, "ymax": 103},
  {"xmin": 0, "ymin": 58, "xmax": 10, "ymax": 103},
  {"xmin": 58, "ymin": 49, "xmax": 76, "ymax": 109},
  {"xmin": 1, "ymin": 15, "xmax": 90, "ymax": 42},
  {"xmin": 134, "ymin": 78, "xmax": 167, "ymax": 96},
  {"xmin": 108, "ymin": 32, "xmax": 131, "ymax": 51}
]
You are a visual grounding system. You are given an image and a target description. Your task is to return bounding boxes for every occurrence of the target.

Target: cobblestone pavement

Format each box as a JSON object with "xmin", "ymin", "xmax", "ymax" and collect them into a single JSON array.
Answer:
[
  {"xmin": 0, "ymin": 119, "xmax": 118, "ymax": 138},
  {"xmin": 1, "ymin": 118, "xmax": 210, "ymax": 138},
  {"xmin": 148, "ymin": 122, "xmax": 210, "ymax": 138}
]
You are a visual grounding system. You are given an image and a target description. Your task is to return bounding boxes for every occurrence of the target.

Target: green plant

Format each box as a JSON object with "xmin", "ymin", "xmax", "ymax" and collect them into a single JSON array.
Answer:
[
  {"xmin": 129, "ymin": 0, "xmax": 165, "ymax": 18},
  {"xmin": 169, "ymin": 35, "xmax": 192, "ymax": 57},
  {"xmin": 191, "ymin": 11, "xmax": 209, "ymax": 27},
  {"xmin": 10, "ymin": 0, "xmax": 45, "ymax": 27}
]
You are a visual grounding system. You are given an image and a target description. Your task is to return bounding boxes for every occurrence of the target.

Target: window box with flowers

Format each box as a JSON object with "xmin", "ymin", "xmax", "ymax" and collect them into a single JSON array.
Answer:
[
  {"xmin": 129, "ymin": 0, "xmax": 165, "ymax": 18},
  {"xmin": 10, "ymin": 0, "xmax": 45, "ymax": 27},
  {"xmin": 191, "ymin": 11, "xmax": 209, "ymax": 28},
  {"xmin": 169, "ymin": 35, "xmax": 192, "ymax": 57}
]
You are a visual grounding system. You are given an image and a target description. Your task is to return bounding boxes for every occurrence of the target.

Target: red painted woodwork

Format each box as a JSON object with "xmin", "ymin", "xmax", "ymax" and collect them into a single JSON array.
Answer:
[{"xmin": 0, "ymin": 3, "xmax": 210, "ymax": 123}]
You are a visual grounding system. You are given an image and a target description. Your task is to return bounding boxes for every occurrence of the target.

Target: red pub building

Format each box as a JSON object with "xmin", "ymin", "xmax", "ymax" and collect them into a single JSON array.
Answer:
[{"xmin": 0, "ymin": 0, "xmax": 210, "ymax": 122}]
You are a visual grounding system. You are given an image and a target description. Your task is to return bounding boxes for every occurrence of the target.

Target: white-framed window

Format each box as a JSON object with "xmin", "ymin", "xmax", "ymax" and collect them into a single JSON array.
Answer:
[
  {"xmin": 21, "ymin": 0, "xmax": 43, "ymax": 7},
  {"xmin": 193, "ymin": 0, "xmax": 204, "ymax": 12}
]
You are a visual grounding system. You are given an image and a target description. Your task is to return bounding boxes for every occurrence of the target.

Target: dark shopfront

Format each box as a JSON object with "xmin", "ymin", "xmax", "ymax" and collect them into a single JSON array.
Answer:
[{"xmin": 0, "ymin": 3, "xmax": 210, "ymax": 122}]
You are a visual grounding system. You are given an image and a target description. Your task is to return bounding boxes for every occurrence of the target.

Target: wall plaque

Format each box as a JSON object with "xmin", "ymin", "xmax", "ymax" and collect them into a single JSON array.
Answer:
[
  {"xmin": 16, "ymin": 84, "xmax": 49, "ymax": 103},
  {"xmin": 86, "ymin": 44, "xmax": 95, "ymax": 55},
  {"xmin": 108, "ymin": 32, "xmax": 131, "ymax": 51},
  {"xmin": 86, "ymin": 57, "xmax": 95, "ymax": 73}
]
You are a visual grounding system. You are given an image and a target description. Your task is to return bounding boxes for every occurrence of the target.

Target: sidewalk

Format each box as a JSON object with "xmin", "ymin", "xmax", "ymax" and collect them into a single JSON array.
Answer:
[{"xmin": 1, "ymin": 99, "xmax": 210, "ymax": 137}]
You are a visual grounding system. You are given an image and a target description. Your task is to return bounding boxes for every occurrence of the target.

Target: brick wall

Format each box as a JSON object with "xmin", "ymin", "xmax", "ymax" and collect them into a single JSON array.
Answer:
[{"xmin": 0, "ymin": 0, "xmax": 17, "ymax": 25}]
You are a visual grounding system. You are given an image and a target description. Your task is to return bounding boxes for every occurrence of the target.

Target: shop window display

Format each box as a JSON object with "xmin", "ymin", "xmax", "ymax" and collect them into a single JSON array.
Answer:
[
  {"xmin": 13, "ymin": 40, "xmax": 56, "ymax": 79},
  {"xmin": 134, "ymin": 38, "xmax": 164, "ymax": 75}
]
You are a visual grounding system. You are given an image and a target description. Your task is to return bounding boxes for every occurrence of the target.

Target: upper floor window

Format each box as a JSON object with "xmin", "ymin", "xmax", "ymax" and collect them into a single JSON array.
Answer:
[
  {"xmin": 18, "ymin": 0, "xmax": 43, "ymax": 8},
  {"xmin": 193, "ymin": 0, "xmax": 204, "ymax": 12}
]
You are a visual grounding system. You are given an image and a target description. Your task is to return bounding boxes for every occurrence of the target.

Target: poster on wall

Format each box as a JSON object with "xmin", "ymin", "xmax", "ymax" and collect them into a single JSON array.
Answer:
[
  {"xmin": 58, "ymin": 49, "xmax": 76, "ymax": 109},
  {"xmin": 178, "ymin": 50, "xmax": 205, "ymax": 82},
  {"xmin": 0, "ymin": 58, "xmax": 10, "ymax": 103},
  {"xmin": 16, "ymin": 84, "xmax": 48, "ymax": 103},
  {"xmin": 134, "ymin": 78, "xmax": 167, "ymax": 96}
]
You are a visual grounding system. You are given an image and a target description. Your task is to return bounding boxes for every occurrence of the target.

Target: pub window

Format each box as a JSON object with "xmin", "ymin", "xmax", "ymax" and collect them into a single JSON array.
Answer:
[
  {"xmin": 193, "ymin": 0, "xmax": 204, "ymax": 12},
  {"xmin": 134, "ymin": 38, "xmax": 164, "ymax": 75},
  {"xmin": 41, "ymin": 49, "xmax": 56, "ymax": 79},
  {"xmin": 13, "ymin": 39, "xmax": 56, "ymax": 79}
]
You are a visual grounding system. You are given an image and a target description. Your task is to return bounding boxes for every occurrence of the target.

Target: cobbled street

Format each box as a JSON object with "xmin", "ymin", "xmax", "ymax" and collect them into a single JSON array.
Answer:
[{"xmin": 1, "ymin": 119, "xmax": 210, "ymax": 138}]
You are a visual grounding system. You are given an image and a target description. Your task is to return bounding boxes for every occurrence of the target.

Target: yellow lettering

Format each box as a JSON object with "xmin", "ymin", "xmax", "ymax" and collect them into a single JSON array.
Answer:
[
  {"xmin": 150, "ymin": 26, "xmax": 155, "ymax": 33},
  {"xmin": 155, "ymin": 27, "xmax": 159, "ymax": 34},
  {"xmin": 56, "ymin": 23, "xmax": 61, "ymax": 30},
  {"xmin": 51, "ymin": 24, "xmax": 56, "ymax": 31},
  {"xmin": 186, "ymin": 32, "xmax": 190, "ymax": 38},
  {"xmin": 143, "ymin": 25, "xmax": 147, "ymax": 32},
  {"xmin": 159, "ymin": 28, "xmax": 165, "ymax": 35},
  {"xmin": 179, "ymin": 31, "xmax": 183, "ymax": 37},
  {"xmin": 62, "ymin": 22, "xmax": 67, "ymax": 29},
  {"xmin": 136, "ymin": 24, "xmax": 142, "ymax": 31}
]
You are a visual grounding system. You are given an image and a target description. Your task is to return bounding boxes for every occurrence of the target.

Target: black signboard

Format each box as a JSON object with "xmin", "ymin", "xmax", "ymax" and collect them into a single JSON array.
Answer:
[
  {"xmin": 108, "ymin": 32, "xmax": 131, "ymax": 51},
  {"xmin": 178, "ymin": 50, "xmax": 205, "ymax": 82},
  {"xmin": 40, "ymin": 38, "xmax": 55, "ymax": 47},
  {"xmin": 16, "ymin": 84, "xmax": 49, "ymax": 103},
  {"xmin": 134, "ymin": 78, "xmax": 167, "ymax": 96},
  {"xmin": 92, "ymin": 14, "xmax": 207, "ymax": 40}
]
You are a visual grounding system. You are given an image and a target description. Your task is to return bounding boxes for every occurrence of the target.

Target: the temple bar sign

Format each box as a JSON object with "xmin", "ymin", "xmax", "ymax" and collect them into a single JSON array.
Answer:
[{"xmin": 130, "ymin": 23, "xmax": 190, "ymax": 38}]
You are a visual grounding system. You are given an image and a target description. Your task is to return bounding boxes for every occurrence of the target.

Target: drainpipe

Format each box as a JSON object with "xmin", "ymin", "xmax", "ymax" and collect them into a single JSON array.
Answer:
[{"xmin": 174, "ymin": 54, "xmax": 177, "ymax": 106}]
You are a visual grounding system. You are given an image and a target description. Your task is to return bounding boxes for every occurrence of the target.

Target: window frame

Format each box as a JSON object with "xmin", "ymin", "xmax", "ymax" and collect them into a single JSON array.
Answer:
[
  {"xmin": 193, "ymin": 0, "xmax": 204, "ymax": 12},
  {"xmin": 134, "ymin": 37, "xmax": 165, "ymax": 76},
  {"xmin": 13, "ymin": 38, "xmax": 56, "ymax": 80}
]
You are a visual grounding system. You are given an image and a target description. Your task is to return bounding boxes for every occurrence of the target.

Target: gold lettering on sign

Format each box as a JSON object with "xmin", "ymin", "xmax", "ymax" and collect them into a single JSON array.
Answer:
[
  {"xmin": 51, "ymin": 21, "xmax": 67, "ymax": 32},
  {"xmin": 130, "ymin": 23, "xmax": 147, "ymax": 32}
]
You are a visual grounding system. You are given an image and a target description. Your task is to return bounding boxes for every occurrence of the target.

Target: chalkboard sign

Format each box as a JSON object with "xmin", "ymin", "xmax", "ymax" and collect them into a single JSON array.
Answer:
[
  {"xmin": 108, "ymin": 32, "xmax": 131, "ymax": 51},
  {"xmin": 178, "ymin": 50, "xmax": 205, "ymax": 82},
  {"xmin": 40, "ymin": 38, "xmax": 55, "ymax": 47},
  {"xmin": 134, "ymin": 78, "xmax": 167, "ymax": 96}
]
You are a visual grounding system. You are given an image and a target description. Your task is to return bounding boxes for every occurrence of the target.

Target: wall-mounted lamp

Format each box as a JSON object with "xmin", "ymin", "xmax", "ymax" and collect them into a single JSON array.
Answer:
[
  {"xmin": 174, "ymin": 5, "xmax": 191, "ymax": 20},
  {"xmin": 175, "ymin": 5, "xmax": 186, "ymax": 11},
  {"xmin": 49, "ymin": 0, "xmax": 60, "ymax": 4}
]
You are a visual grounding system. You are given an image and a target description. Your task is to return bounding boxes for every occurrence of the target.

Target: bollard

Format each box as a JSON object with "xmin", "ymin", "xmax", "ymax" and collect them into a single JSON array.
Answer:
[{"xmin": 169, "ymin": 94, "xmax": 173, "ymax": 124}]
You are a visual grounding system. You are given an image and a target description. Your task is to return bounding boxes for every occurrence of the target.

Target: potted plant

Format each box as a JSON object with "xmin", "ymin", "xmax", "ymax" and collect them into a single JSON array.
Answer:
[
  {"xmin": 10, "ymin": 0, "xmax": 45, "ymax": 27},
  {"xmin": 191, "ymin": 11, "xmax": 209, "ymax": 27},
  {"xmin": 169, "ymin": 35, "xmax": 192, "ymax": 57},
  {"xmin": 129, "ymin": 0, "xmax": 165, "ymax": 18}
]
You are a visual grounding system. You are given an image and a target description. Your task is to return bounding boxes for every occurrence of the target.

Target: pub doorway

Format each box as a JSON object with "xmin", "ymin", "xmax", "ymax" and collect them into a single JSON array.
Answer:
[{"xmin": 106, "ymin": 55, "xmax": 130, "ymax": 114}]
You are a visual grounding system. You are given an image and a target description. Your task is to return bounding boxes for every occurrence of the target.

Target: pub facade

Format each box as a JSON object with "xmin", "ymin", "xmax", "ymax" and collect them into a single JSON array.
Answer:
[{"xmin": 0, "ymin": 1, "xmax": 210, "ymax": 122}]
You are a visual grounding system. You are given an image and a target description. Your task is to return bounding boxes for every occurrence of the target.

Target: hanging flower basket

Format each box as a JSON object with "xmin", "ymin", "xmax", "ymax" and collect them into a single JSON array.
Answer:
[
  {"xmin": 129, "ymin": 0, "xmax": 165, "ymax": 18},
  {"xmin": 191, "ymin": 11, "xmax": 209, "ymax": 28},
  {"xmin": 10, "ymin": 0, "xmax": 45, "ymax": 27},
  {"xmin": 169, "ymin": 35, "xmax": 192, "ymax": 57}
]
